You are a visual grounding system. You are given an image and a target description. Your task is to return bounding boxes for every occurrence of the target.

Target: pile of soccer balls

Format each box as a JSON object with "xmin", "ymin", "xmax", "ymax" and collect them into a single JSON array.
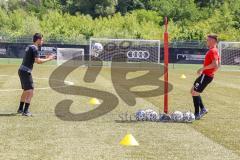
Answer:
[{"xmin": 135, "ymin": 109, "xmax": 195, "ymax": 123}]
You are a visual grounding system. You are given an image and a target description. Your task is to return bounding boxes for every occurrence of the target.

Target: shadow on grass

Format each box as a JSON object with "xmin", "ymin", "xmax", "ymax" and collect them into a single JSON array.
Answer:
[
  {"xmin": 0, "ymin": 113, "xmax": 18, "ymax": 117},
  {"xmin": 115, "ymin": 120, "xmax": 194, "ymax": 124},
  {"xmin": 115, "ymin": 120, "xmax": 140, "ymax": 123}
]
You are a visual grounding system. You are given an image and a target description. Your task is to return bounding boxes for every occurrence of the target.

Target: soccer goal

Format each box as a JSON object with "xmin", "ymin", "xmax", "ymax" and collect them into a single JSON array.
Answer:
[
  {"xmin": 57, "ymin": 48, "xmax": 85, "ymax": 66},
  {"xmin": 89, "ymin": 38, "xmax": 161, "ymax": 66},
  {"xmin": 218, "ymin": 41, "xmax": 240, "ymax": 71}
]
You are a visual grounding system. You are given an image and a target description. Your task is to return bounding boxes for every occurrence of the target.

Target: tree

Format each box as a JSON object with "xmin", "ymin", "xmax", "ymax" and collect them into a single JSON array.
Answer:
[
  {"xmin": 195, "ymin": 0, "xmax": 224, "ymax": 8},
  {"xmin": 62, "ymin": 0, "xmax": 117, "ymax": 17},
  {"xmin": 116, "ymin": 0, "xmax": 145, "ymax": 14},
  {"xmin": 0, "ymin": 0, "xmax": 240, "ymax": 41},
  {"xmin": 147, "ymin": 0, "xmax": 200, "ymax": 23}
]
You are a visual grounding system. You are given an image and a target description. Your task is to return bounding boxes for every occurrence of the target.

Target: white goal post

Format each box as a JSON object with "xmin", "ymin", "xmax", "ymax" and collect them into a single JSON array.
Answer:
[
  {"xmin": 218, "ymin": 41, "xmax": 240, "ymax": 71},
  {"xmin": 57, "ymin": 48, "xmax": 84, "ymax": 66},
  {"xmin": 89, "ymin": 38, "xmax": 161, "ymax": 65}
]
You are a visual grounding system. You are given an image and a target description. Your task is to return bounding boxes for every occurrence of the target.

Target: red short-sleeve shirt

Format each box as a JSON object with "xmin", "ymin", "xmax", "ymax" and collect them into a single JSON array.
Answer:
[{"xmin": 202, "ymin": 47, "xmax": 220, "ymax": 77}]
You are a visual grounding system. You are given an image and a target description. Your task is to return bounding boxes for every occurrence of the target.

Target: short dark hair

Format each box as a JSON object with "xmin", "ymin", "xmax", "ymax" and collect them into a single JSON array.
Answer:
[
  {"xmin": 208, "ymin": 34, "xmax": 218, "ymax": 42},
  {"xmin": 33, "ymin": 33, "xmax": 43, "ymax": 42}
]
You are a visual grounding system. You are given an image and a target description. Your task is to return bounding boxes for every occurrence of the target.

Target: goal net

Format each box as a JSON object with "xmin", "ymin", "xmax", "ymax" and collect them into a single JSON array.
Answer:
[
  {"xmin": 57, "ymin": 48, "xmax": 84, "ymax": 66},
  {"xmin": 89, "ymin": 38, "xmax": 160, "ymax": 66},
  {"xmin": 218, "ymin": 42, "xmax": 240, "ymax": 71}
]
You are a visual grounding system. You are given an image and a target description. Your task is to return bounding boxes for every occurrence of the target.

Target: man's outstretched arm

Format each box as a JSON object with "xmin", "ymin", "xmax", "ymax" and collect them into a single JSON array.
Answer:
[{"xmin": 35, "ymin": 54, "xmax": 55, "ymax": 64}]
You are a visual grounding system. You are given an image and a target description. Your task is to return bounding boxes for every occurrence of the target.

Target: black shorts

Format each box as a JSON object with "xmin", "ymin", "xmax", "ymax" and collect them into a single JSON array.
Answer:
[
  {"xmin": 18, "ymin": 69, "xmax": 34, "ymax": 90},
  {"xmin": 193, "ymin": 74, "xmax": 213, "ymax": 93}
]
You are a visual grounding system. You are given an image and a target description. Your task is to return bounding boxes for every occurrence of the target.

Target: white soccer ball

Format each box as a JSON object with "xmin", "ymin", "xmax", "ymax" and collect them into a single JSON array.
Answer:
[
  {"xmin": 183, "ymin": 111, "xmax": 191, "ymax": 122},
  {"xmin": 135, "ymin": 110, "xmax": 146, "ymax": 121},
  {"xmin": 159, "ymin": 113, "xmax": 171, "ymax": 122},
  {"xmin": 171, "ymin": 111, "xmax": 184, "ymax": 122},
  {"xmin": 182, "ymin": 111, "xmax": 195, "ymax": 122},
  {"xmin": 92, "ymin": 42, "xmax": 103, "ymax": 56},
  {"xmin": 145, "ymin": 109, "xmax": 158, "ymax": 121},
  {"xmin": 188, "ymin": 112, "xmax": 195, "ymax": 122}
]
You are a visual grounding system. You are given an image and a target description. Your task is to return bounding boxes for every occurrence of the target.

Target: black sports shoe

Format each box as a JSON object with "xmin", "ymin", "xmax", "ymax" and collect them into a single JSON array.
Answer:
[
  {"xmin": 200, "ymin": 108, "xmax": 208, "ymax": 118},
  {"xmin": 195, "ymin": 113, "xmax": 201, "ymax": 120},
  {"xmin": 22, "ymin": 111, "xmax": 32, "ymax": 117},
  {"xmin": 17, "ymin": 109, "xmax": 23, "ymax": 114}
]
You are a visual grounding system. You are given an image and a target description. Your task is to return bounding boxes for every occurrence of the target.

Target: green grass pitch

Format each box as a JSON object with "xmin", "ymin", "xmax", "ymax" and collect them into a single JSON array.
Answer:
[{"xmin": 0, "ymin": 58, "xmax": 239, "ymax": 160}]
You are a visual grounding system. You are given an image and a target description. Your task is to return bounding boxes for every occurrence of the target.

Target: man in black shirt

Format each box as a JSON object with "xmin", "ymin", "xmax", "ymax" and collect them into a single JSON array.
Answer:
[{"xmin": 18, "ymin": 33, "xmax": 55, "ymax": 116}]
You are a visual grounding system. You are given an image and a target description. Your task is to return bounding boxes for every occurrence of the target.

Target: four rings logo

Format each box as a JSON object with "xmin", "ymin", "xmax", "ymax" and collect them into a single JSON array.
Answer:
[{"xmin": 127, "ymin": 50, "xmax": 150, "ymax": 60}]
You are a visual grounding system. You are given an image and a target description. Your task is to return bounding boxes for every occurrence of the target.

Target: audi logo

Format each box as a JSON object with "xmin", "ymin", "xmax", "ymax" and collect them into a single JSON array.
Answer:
[{"xmin": 127, "ymin": 50, "xmax": 150, "ymax": 59}]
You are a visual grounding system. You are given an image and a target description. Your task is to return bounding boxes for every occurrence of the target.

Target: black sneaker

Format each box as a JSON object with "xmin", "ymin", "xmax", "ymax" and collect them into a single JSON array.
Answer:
[
  {"xmin": 22, "ymin": 111, "xmax": 32, "ymax": 117},
  {"xmin": 17, "ymin": 109, "xmax": 23, "ymax": 114},
  {"xmin": 195, "ymin": 113, "xmax": 201, "ymax": 120},
  {"xmin": 200, "ymin": 108, "xmax": 208, "ymax": 118}
]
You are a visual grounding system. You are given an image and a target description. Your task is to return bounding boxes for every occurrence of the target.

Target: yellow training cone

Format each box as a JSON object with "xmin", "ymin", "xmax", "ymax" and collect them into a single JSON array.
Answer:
[
  {"xmin": 89, "ymin": 98, "xmax": 101, "ymax": 105},
  {"xmin": 180, "ymin": 74, "xmax": 186, "ymax": 79},
  {"xmin": 119, "ymin": 134, "xmax": 139, "ymax": 146}
]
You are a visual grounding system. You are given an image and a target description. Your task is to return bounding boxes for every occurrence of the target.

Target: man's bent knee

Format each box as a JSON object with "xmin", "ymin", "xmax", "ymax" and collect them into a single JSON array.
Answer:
[
  {"xmin": 25, "ymin": 90, "xmax": 34, "ymax": 100},
  {"xmin": 192, "ymin": 90, "xmax": 200, "ymax": 96}
]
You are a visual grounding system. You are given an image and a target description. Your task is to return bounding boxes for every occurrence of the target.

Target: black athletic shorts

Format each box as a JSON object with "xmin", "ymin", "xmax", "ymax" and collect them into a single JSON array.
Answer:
[
  {"xmin": 18, "ymin": 69, "xmax": 34, "ymax": 90},
  {"xmin": 193, "ymin": 74, "xmax": 213, "ymax": 93}
]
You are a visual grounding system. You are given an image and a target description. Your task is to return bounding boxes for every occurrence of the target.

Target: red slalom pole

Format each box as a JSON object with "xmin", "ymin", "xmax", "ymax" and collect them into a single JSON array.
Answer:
[{"xmin": 164, "ymin": 17, "xmax": 169, "ymax": 114}]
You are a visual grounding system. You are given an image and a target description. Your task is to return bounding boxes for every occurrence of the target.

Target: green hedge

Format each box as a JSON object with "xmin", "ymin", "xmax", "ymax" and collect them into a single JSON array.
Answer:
[{"xmin": 0, "ymin": 1, "xmax": 240, "ymax": 42}]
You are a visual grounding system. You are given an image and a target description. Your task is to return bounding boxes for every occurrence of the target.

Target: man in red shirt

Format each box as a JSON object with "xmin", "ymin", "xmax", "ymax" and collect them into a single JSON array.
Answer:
[{"xmin": 191, "ymin": 34, "xmax": 220, "ymax": 120}]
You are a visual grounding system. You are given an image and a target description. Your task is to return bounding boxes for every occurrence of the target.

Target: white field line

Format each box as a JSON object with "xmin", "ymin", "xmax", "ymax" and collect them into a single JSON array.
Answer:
[{"xmin": 0, "ymin": 75, "xmax": 74, "ymax": 92}]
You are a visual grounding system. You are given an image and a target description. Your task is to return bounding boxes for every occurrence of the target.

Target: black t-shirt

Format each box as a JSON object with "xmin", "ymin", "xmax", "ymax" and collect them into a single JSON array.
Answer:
[{"xmin": 21, "ymin": 45, "xmax": 40, "ymax": 70}]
